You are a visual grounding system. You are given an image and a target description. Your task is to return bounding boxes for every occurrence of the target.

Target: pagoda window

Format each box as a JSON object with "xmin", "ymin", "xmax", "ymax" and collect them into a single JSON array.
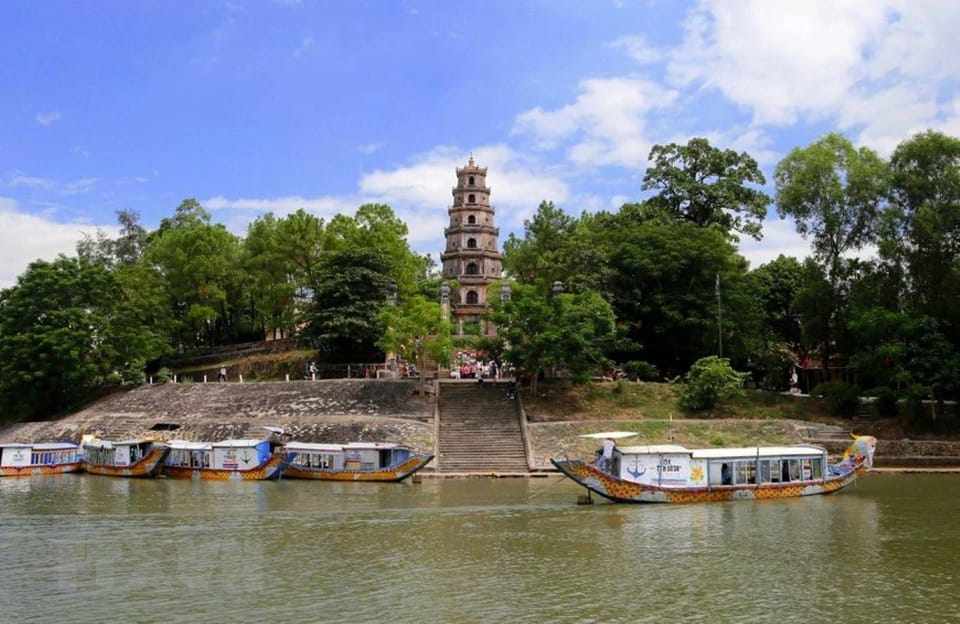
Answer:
[
  {"xmin": 468, "ymin": 175, "xmax": 475, "ymax": 186},
  {"xmin": 467, "ymin": 238, "xmax": 477, "ymax": 249},
  {"xmin": 467, "ymin": 215, "xmax": 476, "ymax": 224},
  {"xmin": 466, "ymin": 263, "xmax": 479, "ymax": 275},
  {"xmin": 468, "ymin": 194, "xmax": 475, "ymax": 204},
  {"xmin": 466, "ymin": 291, "xmax": 479, "ymax": 304}
]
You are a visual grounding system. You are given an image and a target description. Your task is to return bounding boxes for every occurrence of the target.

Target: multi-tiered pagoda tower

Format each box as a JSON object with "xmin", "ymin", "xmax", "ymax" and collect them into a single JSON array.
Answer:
[{"xmin": 440, "ymin": 157, "xmax": 503, "ymax": 335}]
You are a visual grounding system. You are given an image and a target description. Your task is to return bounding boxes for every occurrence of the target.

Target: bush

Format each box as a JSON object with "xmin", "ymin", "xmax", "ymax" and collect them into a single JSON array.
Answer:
[
  {"xmin": 811, "ymin": 381, "xmax": 862, "ymax": 417},
  {"xmin": 623, "ymin": 360, "xmax": 660, "ymax": 382},
  {"xmin": 678, "ymin": 356, "xmax": 750, "ymax": 412},
  {"xmin": 865, "ymin": 386, "xmax": 898, "ymax": 418}
]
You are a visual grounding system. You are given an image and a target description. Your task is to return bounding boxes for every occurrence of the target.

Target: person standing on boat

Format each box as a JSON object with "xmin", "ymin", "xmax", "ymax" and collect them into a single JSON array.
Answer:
[{"xmin": 600, "ymin": 437, "xmax": 615, "ymax": 471}]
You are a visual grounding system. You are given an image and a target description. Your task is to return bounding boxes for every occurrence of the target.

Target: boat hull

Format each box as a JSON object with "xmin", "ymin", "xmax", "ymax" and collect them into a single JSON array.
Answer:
[
  {"xmin": 551, "ymin": 458, "xmax": 867, "ymax": 504},
  {"xmin": 284, "ymin": 453, "xmax": 433, "ymax": 482},
  {"xmin": 0, "ymin": 462, "xmax": 84, "ymax": 477},
  {"xmin": 163, "ymin": 451, "xmax": 295, "ymax": 481},
  {"xmin": 84, "ymin": 446, "xmax": 170, "ymax": 478}
]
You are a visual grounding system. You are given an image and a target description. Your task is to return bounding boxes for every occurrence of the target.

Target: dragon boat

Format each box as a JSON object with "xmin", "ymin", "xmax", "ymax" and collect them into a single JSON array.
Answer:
[
  {"xmin": 163, "ymin": 438, "xmax": 295, "ymax": 480},
  {"xmin": 81, "ymin": 436, "xmax": 170, "ymax": 478},
  {"xmin": 551, "ymin": 432, "xmax": 877, "ymax": 504},
  {"xmin": 283, "ymin": 441, "xmax": 433, "ymax": 482},
  {"xmin": 0, "ymin": 442, "xmax": 84, "ymax": 477}
]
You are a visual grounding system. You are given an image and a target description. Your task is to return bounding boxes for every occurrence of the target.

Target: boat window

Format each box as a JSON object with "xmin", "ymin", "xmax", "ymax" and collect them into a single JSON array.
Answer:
[
  {"xmin": 734, "ymin": 461, "xmax": 756, "ymax": 484},
  {"xmin": 801, "ymin": 458, "xmax": 813, "ymax": 480},
  {"xmin": 759, "ymin": 460, "xmax": 778, "ymax": 483},
  {"xmin": 811, "ymin": 457, "xmax": 823, "ymax": 480}
]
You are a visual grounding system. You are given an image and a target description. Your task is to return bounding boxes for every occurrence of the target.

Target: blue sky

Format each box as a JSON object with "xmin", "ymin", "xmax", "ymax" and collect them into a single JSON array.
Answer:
[{"xmin": 2, "ymin": 0, "xmax": 959, "ymax": 288}]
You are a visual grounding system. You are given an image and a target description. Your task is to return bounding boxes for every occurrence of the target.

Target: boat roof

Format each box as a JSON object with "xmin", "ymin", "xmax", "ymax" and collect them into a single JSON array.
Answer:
[
  {"xmin": 167, "ymin": 440, "xmax": 212, "ymax": 450},
  {"xmin": 343, "ymin": 442, "xmax": 401, "ymax": 450},
  {"xmin": 616, "ymin": 444, "xmax": 827, "ymax": 459},
  {"xmin": 82, "ymin": 438, "xmax": 156, "ymax": 449},
  {"xmin": 285, "ymin": 442, "xmax": 345, "ymax": 452},
  {"xmin": 579, "ymin": 431, "xmax": 639, "ymax": 440},
  {"xmin": 0, "ymin": 442, "xmax": 78, "ymax": 450},
  {"xmin": 211, "ymin": 439, "xmax": 267, "ymax": 448}
]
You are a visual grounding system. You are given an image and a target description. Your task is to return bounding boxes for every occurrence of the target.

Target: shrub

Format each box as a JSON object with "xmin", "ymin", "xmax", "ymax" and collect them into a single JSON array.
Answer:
[
  {"xmin": 865, "ymin": 386, "xmax": 898, "ymax": 418},
  {"xmin": 623, "ymin": 360, "xmax": 660, "ymax": 382},
  {"xmin": 678, "ymin": 356, "xmax": 750, "ymax": 412},
  {"xmin": 811, "ymin": 381, "xmax": 862, "ymax": 417}
]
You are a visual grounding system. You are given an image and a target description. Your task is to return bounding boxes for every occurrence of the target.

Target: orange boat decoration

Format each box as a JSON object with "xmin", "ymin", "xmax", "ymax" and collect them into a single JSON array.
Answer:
[
  {"xmin": 551, "ymin": 432, "xmax": 877, "ymax": 504},
  {"xmin": 163, "ymin": 439, "xmax": 295, "ymax": 480},
  {"xmin": 81, "ymin": 436, "xmax": 170, "ymax": 478},
  {"xmin": 283, "ymin": 441, "xmax": 433, "ymax": 482},
  {"xmin": 0, "ymin": 442, "xmax": 84, "ymax": 477}
]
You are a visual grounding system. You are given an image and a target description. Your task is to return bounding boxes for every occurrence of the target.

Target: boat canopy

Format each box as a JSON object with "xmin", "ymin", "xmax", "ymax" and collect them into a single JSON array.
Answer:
[
  {"xmin": 285, "ymin": 442, "xmax": 345, "ymax": 452},
  {"xmin": 212, "ymin": 439, "xmax": 268, "ymax": 448},
  {"xmin": 166, "ymin": 440, "xmax": 212, "ymax": 451},
  {"xmin": 579, "ymin": 431, "xmax": 639, "ymax": 440},
  {"xmin": 343, "ymin": 442, "xmax": 401, "ymax": 450},
  {"xmin": 616, "ymin": 444, "xmax": 827, "ymax": 459}
]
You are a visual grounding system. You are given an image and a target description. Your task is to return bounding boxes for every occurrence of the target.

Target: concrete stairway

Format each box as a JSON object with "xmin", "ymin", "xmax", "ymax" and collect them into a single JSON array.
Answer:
[{"xmin": 436, "ymin": 381, "xmax": 530, "ymax": 473}]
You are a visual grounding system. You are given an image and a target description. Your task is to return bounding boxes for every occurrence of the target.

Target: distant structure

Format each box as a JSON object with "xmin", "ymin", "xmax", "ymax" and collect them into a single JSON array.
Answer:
[{"xmin": 440, "ymin": 157, "xmax": 504, "ymax": 336}]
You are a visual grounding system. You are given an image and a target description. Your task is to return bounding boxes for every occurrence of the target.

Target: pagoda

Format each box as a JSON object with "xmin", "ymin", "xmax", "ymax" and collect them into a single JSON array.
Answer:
[{"xmin": 440, "ymin": 157, "xmax": 503, "ymax": 335}]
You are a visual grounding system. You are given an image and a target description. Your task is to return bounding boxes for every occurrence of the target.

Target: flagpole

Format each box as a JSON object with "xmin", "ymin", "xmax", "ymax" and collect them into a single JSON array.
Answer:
[{"xmin": 716, "ymin": 273, "xmax": 722, "ymax": 358}]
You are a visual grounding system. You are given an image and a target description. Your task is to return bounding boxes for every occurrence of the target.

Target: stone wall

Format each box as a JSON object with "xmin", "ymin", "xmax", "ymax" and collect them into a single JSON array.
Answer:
[{"xmin": 0, "ymin": 379, "xmax": 433, "ymax": 450}]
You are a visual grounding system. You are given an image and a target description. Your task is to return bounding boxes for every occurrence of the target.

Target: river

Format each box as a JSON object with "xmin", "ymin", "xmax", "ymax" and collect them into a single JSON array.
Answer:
[{"xmin": 1, "ymin": 473, "xmax": 958, "ymax": 623}]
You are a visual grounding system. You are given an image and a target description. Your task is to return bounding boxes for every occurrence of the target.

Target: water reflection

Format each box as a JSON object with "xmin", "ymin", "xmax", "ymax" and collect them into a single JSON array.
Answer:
[{"xmin": 1, "ymin": 474, "xmax": 958, "ymax": 623}]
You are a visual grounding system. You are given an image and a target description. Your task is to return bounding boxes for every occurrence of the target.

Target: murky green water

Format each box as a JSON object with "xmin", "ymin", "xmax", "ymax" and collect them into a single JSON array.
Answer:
[{"xmin": 1, "ymin": 473, "xmax": 958, "ymax": 623}]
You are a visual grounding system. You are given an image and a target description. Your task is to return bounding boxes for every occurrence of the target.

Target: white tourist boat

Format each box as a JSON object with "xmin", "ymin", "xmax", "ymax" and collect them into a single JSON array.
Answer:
[
  {"xmin": 0, "ymin": 442, "xmax": 84, "ymax": 477},
  {"xmin": 283, "ymin": 441, "xmax": 433, "ymax": 482},
  {"xmin": 163, "ymin": 438, "xmax": 294, "ymax": 480},
  {"xmin": 551, "ymin": 431, "xmax": 877, "ymax": 504},
  {"xmin": 81, "ymin": 436, "xmax": 170, "ymax": 478}
]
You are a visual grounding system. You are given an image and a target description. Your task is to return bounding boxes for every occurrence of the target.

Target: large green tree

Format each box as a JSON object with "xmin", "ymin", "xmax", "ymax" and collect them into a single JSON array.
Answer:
[
  {"xmin": 642, "ymin": 137, "xmax": 771, "ymax": 240},
  {"xmin": 888, "ymin": 130, "xmax": 960, "ymax": 344},
  {"xmin": 775, "ymin": 133, "xmax": 888, "ymax": 375},
  {"xmin": 146, "ymin": 199, "xmax": 243, "ymax": 347},
  {"xmin": 378, "ymin": 293, "xmax": 453, "ymax": 396},
  {"xmin": 488, "ymin": 282, "xmax": 616, "ymax": 394},
  {"xmin": 0, "ymin": 256, "xmax": 168, "ymax": 420}
]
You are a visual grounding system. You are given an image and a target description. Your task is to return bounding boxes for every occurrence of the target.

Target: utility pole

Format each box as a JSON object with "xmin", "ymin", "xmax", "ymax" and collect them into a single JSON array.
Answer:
[{"xmin": 716, "ymin": 273, "xmax": 723, "ymax": 358}]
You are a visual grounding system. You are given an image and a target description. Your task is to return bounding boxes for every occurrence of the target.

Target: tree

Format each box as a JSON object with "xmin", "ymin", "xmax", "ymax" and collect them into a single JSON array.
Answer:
[
  {"xmin": 242, "ymin": 213, "xmax": 299, "ymax": 339},
  {"xmin": 888, "ymin": 130, "xmax": 960, "ymax": 344},
  {"xmin": 0, "ymin": 256, "xmax": 168, "ymax": 420},
  {"xmin": 378, "ymin": 294, "xmax": 453, "ymax": 396},
  {"xmin": 488, "ymin": 282, "xmax": 616, "ymax": 394},
  {"xmin": 306, "ymin": 247, "xmax": 393, "ymax": 360},
  {"xmin": 600, "ymin": 214, "xmax": 756, "ymax": 377},
  {"xmin": 678, "ymin": 356, "xmax": 750, "ymax": 412},
  {"xmin": 145, "ymin": 199, "xmax": 242, "ymax": 347},
  {"xmin": 775, "ymin": 133, "xmax": 888, "ymax": 376},
  {"xmin": 642, "ymin": 137, "xmax": 771, "ymax": 240}
]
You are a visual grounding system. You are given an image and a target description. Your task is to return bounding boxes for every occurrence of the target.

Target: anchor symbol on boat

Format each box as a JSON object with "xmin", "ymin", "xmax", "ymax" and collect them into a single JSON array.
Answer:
[
  {"xmin": 240, "ymin": 450, "xmax": 251, "ymax": 463},
  {"xmin": 627, "ymin": 456, "xmax": 646, "ymax": 479}
]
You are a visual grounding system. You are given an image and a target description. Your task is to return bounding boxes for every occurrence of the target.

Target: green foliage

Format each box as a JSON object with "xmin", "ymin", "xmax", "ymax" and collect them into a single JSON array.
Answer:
[
  {"xmin": 642, "ymin": 137, "xmax": 771, "ymax": 240},
  {"xmin": 865, "ymin": 386, "xmax": 899, "ymax": 418},
  {"xmin": 623, "ymin": 360, "xmax": 660, "ymax": 381},
  {"xmin": 677, "ymin": 356, "xmax": 750, "ymax": 412},
  {"xmin": 488, "ymin": 282, "xmax": 616, "ymax": 393},
  {"xmin": 811, "ymin": 381, "xmax": 863, "ymax": 418},
  {"xmin": 0, "ymin": 256, "xmax": 168, "ymax": 420}
]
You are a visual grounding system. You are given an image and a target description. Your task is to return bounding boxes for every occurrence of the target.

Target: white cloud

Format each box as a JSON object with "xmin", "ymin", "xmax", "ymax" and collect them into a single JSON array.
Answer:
[
  {"xmin": 203, "ymin": 194, "xmax": 357, "ymax": 235},
  {"xmin": 666, "ymin": 0, "xmax": 960, "ymax": 148},
  {"xmin": 34, "ymin": 111, "xmax": 62, "ymax": 126},
  {"xmin": 737, "ymin": 216, "xmax": 813, "ymax": 269},
  {"xmin": 6, "ymin": 171, "xmax": 54, "ymax": 189},
  {"xmin": 609, "ymin": 35, "xmax": 664, "ymax": 65},
  {"xmin": 0, "ymin": 198, "xmax": 118, "ymax": 289},
  {"xmin": 357, "ymin": 142, "xmax": 385, "ymax": 155},
  {"xmin": 63, "ymin": 178, "xmax": 99, "ymax": 195},
  {"xmin": 513, "ymin": 77, "xmax": 679, "ymax": 166}
]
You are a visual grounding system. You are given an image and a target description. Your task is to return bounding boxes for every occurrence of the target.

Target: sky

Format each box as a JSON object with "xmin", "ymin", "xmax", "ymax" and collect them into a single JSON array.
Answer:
[{"xmin": 2, "ymin": 0, "xmax": 959, "ymax": 289}]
